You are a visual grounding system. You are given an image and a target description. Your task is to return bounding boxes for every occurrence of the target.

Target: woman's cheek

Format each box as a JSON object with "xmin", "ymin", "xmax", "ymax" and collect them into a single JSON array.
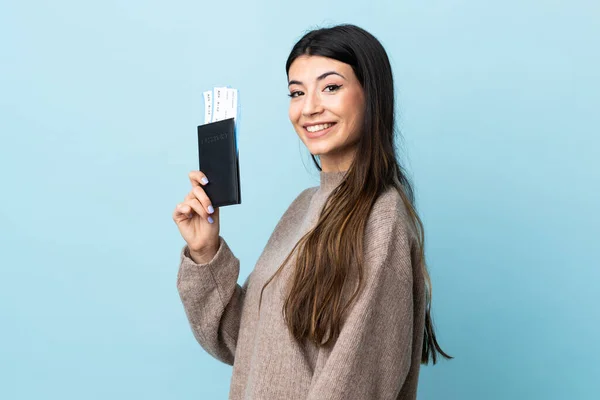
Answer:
[{"xmin": 288, "ymin": 104, "xmax": 298, "ymax": 122}]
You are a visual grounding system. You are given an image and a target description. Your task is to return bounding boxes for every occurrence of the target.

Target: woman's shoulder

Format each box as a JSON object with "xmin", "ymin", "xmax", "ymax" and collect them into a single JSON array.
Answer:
[
  {"xmin": 364, "ymin": 186, "xmax": 417, "ymax": 259},
  {"xmin": 359, "ymin": 186, "xmax": 420, "ymax": 282},
  {"xmin": 369, "ymin": 186, "xmax": 411, "ymax": 228},
  {"xmin": 269, "ymin": 186, "xmax": 318, "ymax": 231},
  {"xmin": 288, "ymin": 186, "xmax": 319, "ymax": 210}
]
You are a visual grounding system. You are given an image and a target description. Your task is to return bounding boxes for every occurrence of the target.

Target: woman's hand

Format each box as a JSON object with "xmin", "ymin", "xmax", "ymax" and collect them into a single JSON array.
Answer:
[{"xmin": 173, "ymin": 170, "xmax": 220, "ymax": 263}]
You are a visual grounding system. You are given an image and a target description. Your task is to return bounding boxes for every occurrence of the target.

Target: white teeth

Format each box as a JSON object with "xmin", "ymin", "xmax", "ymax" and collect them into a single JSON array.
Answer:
[{"xmin": 306, "ymin": 123, "xmax": 334, "ymax": 133}]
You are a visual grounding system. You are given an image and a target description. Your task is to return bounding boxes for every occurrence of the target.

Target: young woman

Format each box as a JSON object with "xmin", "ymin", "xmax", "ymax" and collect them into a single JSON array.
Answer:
[{"xmin": 173, "ymin": 24, "xmax": 452, "ymax": 400}]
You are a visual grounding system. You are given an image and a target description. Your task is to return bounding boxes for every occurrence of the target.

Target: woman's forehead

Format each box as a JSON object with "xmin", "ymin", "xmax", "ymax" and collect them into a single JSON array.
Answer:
[{"xmin": 288, "ymin": 55, "xmax": 355, "ymax": 82}]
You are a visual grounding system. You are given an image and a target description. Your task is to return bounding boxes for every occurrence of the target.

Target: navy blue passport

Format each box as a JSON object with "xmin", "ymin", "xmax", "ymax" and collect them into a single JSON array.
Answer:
[{"xmin": 197, "ymin": 117, "xmax": 241, "ymax": 207}]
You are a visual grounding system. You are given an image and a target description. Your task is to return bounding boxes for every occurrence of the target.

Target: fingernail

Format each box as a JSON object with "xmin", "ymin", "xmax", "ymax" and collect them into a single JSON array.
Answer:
[
  {"xmin": 207, "ymin": 205, "xmax": 214, "ymax": 214},
  {"xmin": 188, "ymin": 213, "xmax": 193, "ymax": 219},
  {"xmin": 208, "ymin": 216, "xmax": 214, "ymax": 224},
  {"xmin": 201, "ymin": 177, "xmax": 209, "ymax": 185}
]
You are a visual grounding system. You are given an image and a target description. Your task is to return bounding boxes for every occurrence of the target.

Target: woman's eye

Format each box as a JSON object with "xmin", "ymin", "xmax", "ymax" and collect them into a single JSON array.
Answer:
[
  {"xmin": 324, "ymin": 84, "xmax": 342, "ymax": 92},
  {"xmin": 288, "ymin": 91, "xmax": 303, "ymax": 98}
]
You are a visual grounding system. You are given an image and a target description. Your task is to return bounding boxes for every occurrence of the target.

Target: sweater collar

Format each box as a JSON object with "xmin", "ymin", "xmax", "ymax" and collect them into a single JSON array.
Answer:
[{"xmin": 319, "ymin": 169, "xmax": 348, "ymax": 193}]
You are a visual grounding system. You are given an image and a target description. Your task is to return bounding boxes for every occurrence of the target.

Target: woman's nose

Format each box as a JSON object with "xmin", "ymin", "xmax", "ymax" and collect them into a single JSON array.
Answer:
[{"xmin": 302, "ymin": 91, "xmax": 324, "ymax": 116}]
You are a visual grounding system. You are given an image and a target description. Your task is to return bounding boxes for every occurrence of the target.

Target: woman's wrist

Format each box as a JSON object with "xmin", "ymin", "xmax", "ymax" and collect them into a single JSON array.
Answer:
[{"xmin": 188, "ymin": 240, "xmax": 219, "ymax": 264}]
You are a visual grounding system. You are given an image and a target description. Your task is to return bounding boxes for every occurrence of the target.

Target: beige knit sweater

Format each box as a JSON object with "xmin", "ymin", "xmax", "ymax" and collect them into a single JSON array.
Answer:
[{"xmin": 176, "ymin": 170, "xmax": 426, "ymax": 399}]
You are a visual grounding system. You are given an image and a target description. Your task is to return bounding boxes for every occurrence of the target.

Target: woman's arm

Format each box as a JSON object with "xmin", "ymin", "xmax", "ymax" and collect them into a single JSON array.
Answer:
[
  {"xmin": 176, "ymin": 235, "xmax": 247, "ymax": 365},
  {"xmin": 175, "ymin": 187, "xmax": 316, "ymax": 365},
  {"xmin": 306, "ymin": 202, "xmax": 416, "ymax": 399}
]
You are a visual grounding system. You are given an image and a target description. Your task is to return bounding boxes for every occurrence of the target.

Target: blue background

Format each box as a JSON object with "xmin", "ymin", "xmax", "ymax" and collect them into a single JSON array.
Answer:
[{"xmin": 1, "ymin": 1, "xmax": 598, "ymax": 399}]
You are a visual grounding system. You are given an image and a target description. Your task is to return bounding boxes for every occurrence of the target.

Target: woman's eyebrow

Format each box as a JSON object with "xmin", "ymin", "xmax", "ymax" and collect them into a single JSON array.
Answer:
[{"xmin": 288, "ymin": 71, "xmax": 346, "ymax": 87}]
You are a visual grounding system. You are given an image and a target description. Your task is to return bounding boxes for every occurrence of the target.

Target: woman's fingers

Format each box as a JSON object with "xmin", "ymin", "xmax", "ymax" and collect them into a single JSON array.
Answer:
[
  {"xmin": 178, "ymin": 197, "xmax": 215, "ymax": 224},
  {"xmin": 173, "ymin": 171, "xmax": 218, "ymax": 231},
  {"xmin": 183, "ymin": 188, "xmax": 214, "ymax": 214},
  {"xmin": 189, "ymin": 170, "xmax": 209, "ymax": 188},
  {"xmin": 174, "ymin": 202, "xmax": 194, "ymax": 220},
  {"xmin": 185, "ymin": 171, "xmax": 215, "ymax": 215},
  {"xmin": 178, "ymin": 198, "xmax": 206, "ymax": 218},
  {"xmin": 183, "ymin": 170, "xmax": 215, "ymax": 223},
  {"xmin": 192, "ymin": 186, "xmax": 214, "ymax": 215}
]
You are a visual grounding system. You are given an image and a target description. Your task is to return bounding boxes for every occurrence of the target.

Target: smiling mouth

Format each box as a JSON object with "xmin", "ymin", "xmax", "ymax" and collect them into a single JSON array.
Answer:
[{"xmin": 304, "ymin": 122, "xmax": 337, "ymax": 134}]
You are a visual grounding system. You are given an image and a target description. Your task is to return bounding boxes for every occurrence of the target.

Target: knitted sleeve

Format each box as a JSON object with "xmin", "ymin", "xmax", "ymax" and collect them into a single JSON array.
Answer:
[
  {"xmin": 174, "ymin": 187, "xmax": 316, "ymax": 366},
  {"xmin": 306, "ymin": 192, "xmax": 416, "ymax": 399},
  {"xmin": 176, "ymin": 236, "xmax": 246, "ymax": 365}
]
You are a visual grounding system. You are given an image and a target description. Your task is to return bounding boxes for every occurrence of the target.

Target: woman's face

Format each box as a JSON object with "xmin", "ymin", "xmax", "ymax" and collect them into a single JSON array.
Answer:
[{"xmin": 288, "ymin": 55, "xmax": 365, "ymax": 172}]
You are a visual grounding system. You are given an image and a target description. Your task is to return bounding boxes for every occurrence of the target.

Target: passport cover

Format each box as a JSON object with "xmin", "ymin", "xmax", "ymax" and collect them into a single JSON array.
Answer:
[{"xmin": 197, "ymin": 117, "xmax": 241, "ymax": 208}]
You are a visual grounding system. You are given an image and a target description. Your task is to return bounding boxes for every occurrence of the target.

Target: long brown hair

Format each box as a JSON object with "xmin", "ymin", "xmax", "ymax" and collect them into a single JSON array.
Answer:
[{"xmin": 260, "ymin": 24, "xmax": 452, "ymax": 364}]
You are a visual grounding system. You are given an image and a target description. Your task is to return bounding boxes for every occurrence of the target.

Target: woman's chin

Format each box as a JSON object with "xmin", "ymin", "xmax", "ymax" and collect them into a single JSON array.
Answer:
[
  {"xmin": 308, "ymin": 148, "xmax": 331, "ymax": 157},
  {"xmin": 306, "ymin": 142, "xmax": 334, "ymax": 157}
]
